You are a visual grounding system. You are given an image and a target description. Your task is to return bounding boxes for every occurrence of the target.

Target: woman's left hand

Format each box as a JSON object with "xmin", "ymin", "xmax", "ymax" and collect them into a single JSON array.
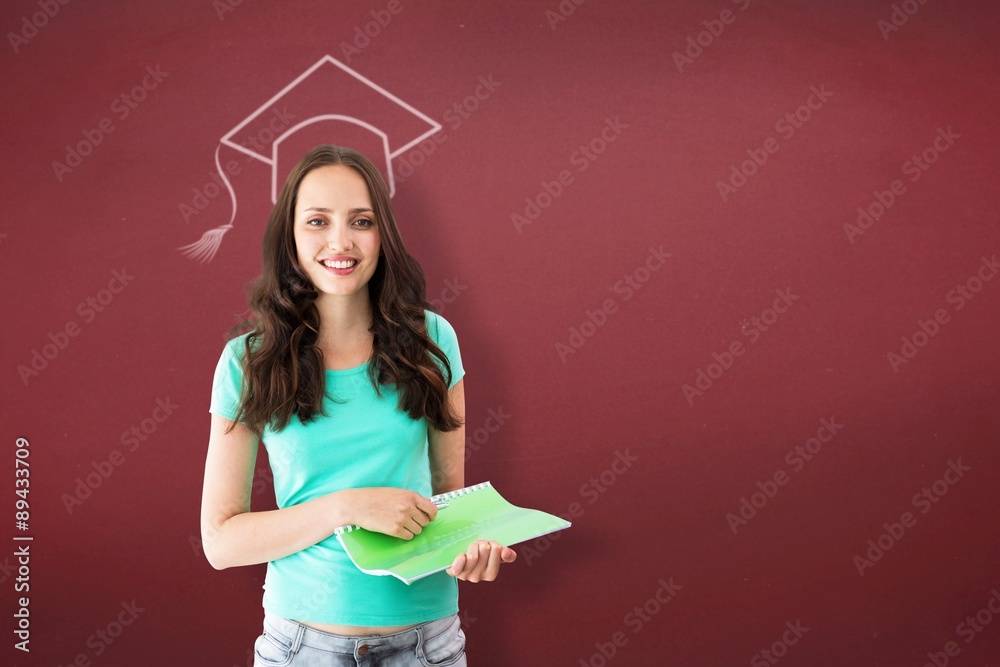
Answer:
[{"xmin": 446, "ymin": 539, "xmax": 517, "ymax": 582}]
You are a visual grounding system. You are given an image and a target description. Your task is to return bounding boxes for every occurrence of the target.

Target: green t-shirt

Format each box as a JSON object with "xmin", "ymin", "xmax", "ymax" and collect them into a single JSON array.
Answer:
[{"xmin": 209, "ymin": 309, "xmax": 464, "ymax": 625}]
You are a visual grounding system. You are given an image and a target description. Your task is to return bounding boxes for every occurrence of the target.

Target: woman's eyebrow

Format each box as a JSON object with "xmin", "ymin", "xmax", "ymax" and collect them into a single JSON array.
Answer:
[{"xmin": 302, "ymin": 206, "xmax": 374, "ymax": 214}]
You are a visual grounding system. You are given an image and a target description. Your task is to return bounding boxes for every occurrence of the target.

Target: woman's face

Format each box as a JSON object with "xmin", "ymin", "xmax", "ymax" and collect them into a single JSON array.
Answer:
[{"xmin": 292, "ymin": 165, "xmax": 381, "ymax": 300}]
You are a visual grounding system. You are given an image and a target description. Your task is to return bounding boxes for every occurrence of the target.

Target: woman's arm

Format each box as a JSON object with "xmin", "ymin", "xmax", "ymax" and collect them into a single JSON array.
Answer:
[
  {"xmin": 200, "ymin": 414, "xmax": 354, "ymax": 570},
  {"xmin": 428, "ymin": 378, "xmax": 466, "ymax": 495},
  {"xmin": 200, "ymin": 413, "xmax": 439, "ymax": 570}
]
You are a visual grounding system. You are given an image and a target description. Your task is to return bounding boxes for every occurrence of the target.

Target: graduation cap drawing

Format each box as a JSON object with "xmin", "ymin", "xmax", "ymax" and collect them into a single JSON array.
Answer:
[{"xmin": 179, "ymin": 55, "xmax": 442, "ymax": 263}]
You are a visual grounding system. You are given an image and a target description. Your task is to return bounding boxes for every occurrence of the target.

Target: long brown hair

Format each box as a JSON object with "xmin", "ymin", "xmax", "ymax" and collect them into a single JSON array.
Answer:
[{"xmin": 223, "ymin": 145, "xmax": 463, "ymax": 436}]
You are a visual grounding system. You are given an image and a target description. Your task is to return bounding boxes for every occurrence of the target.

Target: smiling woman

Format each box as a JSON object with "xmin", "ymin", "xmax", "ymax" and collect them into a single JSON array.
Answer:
[
  {"xmin": 294, "ymin": 166, "xmax": 381, "ymax": 309},
  {"xmin": 199, "ymin": 145, "xmax": 515, "ymax": 666}
]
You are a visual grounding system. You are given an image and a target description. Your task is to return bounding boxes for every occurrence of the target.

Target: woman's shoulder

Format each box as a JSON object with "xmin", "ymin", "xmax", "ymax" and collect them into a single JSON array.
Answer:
[
  {"xmin": 423, "ymin": 309, "xmax": 457, "ymax": 335},
  {"xmin": 219, "ymin": 330, "xmax": 259, "ymax": 361},
  {"xmin": 422, "ymin": 310, "xmax": 461, "ymax": 351}
]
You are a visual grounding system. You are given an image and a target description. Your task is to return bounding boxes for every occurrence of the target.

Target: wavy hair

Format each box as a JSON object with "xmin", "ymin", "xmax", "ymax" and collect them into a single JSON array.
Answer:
[{"xmin": 223, "ymin": 145, "xmax": 463, "ymax": 436}]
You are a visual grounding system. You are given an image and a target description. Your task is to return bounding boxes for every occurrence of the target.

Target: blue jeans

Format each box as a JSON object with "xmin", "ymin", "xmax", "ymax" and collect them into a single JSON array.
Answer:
[{"xmin": 252, "ymin": 612, "xmax": 467, "ymax": 666}]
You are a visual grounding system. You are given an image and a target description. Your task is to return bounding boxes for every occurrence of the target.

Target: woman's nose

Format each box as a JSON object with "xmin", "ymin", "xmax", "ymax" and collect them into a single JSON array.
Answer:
[{"xmin": 326, "ymin": 221, "xmax": 352, "ymax": 250}]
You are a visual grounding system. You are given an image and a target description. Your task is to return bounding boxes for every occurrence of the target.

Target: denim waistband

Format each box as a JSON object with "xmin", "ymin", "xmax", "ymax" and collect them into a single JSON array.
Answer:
[{"xmin": 262, "ymin": 612, "xmax": 456, "ymax": 657}]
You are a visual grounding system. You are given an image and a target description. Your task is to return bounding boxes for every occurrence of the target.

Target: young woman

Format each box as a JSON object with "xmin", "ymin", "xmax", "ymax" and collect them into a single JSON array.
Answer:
[{"xmin": 200, "ymin": 145, "xmax": 516, "ymax": 666}]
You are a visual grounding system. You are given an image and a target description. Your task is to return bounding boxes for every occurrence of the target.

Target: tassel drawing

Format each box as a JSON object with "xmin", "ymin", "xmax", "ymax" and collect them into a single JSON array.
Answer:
[{"xmin": 178, "ymin": 144, "xmax": 238, "ymax": 264}]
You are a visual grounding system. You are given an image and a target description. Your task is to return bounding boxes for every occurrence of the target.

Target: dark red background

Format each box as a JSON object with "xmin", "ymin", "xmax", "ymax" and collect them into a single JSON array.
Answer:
[{"xmin": 3, "ymin": 1, "xmax": 1000, "ymax": 665}]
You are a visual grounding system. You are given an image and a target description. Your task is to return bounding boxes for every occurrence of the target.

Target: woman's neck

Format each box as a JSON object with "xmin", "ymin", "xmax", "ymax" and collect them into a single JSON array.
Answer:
[{"xmin": 314, "ymin": 292, "xmax": 373, "ymax": 348}]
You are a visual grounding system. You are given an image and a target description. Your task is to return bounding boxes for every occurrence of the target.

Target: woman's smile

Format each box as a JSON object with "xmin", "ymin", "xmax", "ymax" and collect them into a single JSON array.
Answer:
[{"xmin": 318, "ymin": 256, "xmax": 360, "ymax": 275}]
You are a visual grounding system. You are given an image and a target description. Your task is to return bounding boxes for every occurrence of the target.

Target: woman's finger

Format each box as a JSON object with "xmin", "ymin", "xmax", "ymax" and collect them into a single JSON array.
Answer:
[
  {"xmin": 467, "ymin": 540, "xmax": 491, "ymax": 582},
  {"xmin": 463, "ymin": 540, "xmax": 481, "ymax": 572},
  {"xmin": 481, "ymin": 541, "xmax": 504, "ymax": 581},
  {"xmin": 401, "ymin": 516, "xmax": 423, "ymax": 538},
  {"xmin": 446, "ymin": 552, "xmax": 466, "ymax": 576}
]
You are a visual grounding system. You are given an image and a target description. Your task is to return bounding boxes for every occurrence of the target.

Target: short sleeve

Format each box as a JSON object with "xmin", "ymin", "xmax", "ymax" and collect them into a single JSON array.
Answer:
[
  {"xmin": 209, "ymin": 336, "xmax": 247, "ymax": 422},
  {"xmin": 427, "ymin": 311, "xmax": 465, "ymax": 390}
]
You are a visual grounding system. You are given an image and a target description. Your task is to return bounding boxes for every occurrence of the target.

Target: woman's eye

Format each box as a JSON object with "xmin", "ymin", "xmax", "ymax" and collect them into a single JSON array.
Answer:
[
  {"xmin": 307, "ymin": 218, "xmax": 325, "ymax": 226},
  {"xmin": 354, "ymin": 218, "xmax": 374, "ymax": 228}
]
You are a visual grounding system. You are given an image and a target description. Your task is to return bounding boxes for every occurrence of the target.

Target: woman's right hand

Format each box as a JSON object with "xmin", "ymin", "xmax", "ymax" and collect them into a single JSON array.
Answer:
[{"xmin": 338, "ymin": 487, "xmax": 439, "ymax": 540}]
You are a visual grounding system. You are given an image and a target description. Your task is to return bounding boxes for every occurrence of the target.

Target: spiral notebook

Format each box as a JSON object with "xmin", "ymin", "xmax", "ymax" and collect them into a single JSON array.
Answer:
[{"xmin": 334, "ymin": 481, "xmax": 571, "ymax": 585}]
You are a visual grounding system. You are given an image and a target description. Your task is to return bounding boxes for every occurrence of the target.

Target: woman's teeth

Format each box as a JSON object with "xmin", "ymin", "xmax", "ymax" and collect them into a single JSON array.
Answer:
[{"xmin": 322, "ymin": 260, "xmax": 357, "ymax": 269}]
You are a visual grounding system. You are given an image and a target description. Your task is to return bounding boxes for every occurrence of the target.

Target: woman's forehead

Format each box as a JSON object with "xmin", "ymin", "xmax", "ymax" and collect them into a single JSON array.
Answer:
[{"xmin": 296, "ymin": 166, "xmax": 372, "ymax": 210}]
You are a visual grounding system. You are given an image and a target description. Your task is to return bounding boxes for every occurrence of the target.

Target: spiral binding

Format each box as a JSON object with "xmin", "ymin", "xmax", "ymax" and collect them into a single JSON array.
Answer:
[
  {"xmin": 430, "ymin": 480, "xmax": 491, "ymax": 504},
  {"xmin": 333, "ymin": 481, "xmax": 493, "ymax": 536}
]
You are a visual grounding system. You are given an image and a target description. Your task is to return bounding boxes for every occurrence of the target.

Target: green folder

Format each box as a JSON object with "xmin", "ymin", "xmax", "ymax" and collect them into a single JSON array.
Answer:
[{"xmin": 334, "ymin": 481, "xmax": 571, "ymax": 584}]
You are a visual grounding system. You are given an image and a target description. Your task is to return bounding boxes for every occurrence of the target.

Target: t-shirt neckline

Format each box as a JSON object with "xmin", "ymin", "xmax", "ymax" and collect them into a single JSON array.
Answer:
[{"xmin": 324, "ymin": 362, "xmax": 369, "ymax": 376}]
